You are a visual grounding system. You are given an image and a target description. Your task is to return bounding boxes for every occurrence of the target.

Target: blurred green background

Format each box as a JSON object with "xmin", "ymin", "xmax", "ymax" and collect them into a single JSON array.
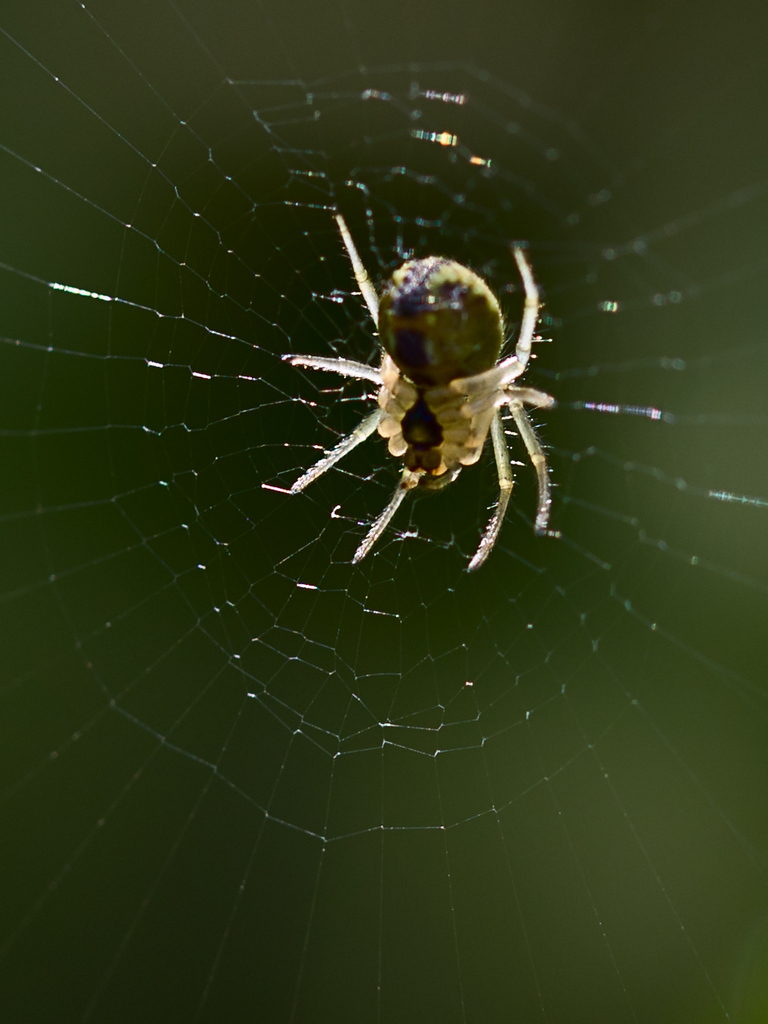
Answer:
[{"xmin": 1, "ymin": 1, "xmax": 767, "ymax": 1022}]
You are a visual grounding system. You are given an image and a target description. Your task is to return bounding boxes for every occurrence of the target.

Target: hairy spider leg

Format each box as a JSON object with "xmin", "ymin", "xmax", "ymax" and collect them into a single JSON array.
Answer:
[
  {"xmin": 468, "ymin": 410, "xmax": 515, "ymax": 572},
  {"xmin": 282, "ymin": 353, "xmax": 383, "ymax": 385},
  {"xmin": 352, "ymin": 469, "xmax": 422, "ymax": 564},
  {"xmin": 289, "ymin": 409, "xmax": 383, "ymax": 494},
  {"xmin": 334, "ymin": 212, "xmax": 380, "ymax": 324},
  {"xmin": 511, "ymin": 244, "xmax": 541, "ymax": 371},
  {"xmin": 475, "ymin": 244, "xmax": 541, "ymax": 387},
  {"xmin": 509, "ymin": 400, "xmax": 551, "ymax": 535},
  {"xmin": 502, "ymin": 386, "xmax": 556, "ymax": 410},
  {"xmin": 450, "ymin": 365, "xmax": 555, "ymax": 415}
]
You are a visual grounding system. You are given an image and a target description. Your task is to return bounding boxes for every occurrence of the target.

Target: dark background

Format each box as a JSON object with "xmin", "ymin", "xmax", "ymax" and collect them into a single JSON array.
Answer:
[{"xmin": 1, "ymin": 1, "xmax": 768, "ymax": 1022}]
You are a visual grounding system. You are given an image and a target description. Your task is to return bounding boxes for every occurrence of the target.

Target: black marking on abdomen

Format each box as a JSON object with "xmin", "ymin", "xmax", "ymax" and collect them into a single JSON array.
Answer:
[
  {"xmin": 402, "ymin": 395, "xmax": 442, "ymax": 451},
  {"xmin": 395, "ymin": 328, "xmax": 428, "ymax": 368}
]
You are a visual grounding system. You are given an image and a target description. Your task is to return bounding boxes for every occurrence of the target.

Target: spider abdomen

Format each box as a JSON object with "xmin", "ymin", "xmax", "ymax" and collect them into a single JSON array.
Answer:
[{"xmin": 378, "ymin": 257, "xmax": 504, "ymax": 386}]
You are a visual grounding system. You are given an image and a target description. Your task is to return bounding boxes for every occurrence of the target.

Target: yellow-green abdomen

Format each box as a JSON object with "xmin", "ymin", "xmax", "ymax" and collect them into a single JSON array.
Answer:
[{"xmin": 378, "ymin": 257, "xmax": 504, "ymax": 387}]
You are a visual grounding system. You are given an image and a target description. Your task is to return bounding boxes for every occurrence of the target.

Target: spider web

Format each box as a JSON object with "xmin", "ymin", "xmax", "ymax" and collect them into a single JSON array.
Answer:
[{"xmin": 2, "ymin": 2, "xmax": 768, "ymax": 1022}]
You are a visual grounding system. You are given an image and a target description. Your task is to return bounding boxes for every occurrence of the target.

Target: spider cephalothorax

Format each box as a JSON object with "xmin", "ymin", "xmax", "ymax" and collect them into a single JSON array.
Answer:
[{"xmin": 282, "ymin": 212, "xmax": 555, "ymax": 570}]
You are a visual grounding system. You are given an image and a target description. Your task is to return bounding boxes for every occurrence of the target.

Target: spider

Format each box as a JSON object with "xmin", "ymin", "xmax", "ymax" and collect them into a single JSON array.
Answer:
[{"xmin": 283, "ymin": 212, "xmax": 555, "ymax": 570}]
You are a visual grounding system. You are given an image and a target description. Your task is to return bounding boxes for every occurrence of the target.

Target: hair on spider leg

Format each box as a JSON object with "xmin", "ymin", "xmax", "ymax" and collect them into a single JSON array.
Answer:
[{"xmin": 279, "ymin": 210, "xmax": 556, "ymax": 569}]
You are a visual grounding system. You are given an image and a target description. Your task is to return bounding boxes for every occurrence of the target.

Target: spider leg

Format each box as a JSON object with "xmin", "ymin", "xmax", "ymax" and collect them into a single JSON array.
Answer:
[
  {"xmin": 448, "ymin": 364, "xmax": 555, "ymax": 417},
  {"xmin": 283, "ymin": 353, "xmax": 382, "ymax": 384},
  {"xmin": 449, "ymin": 364, "xmax": 515, "ymax": 405},
  {"xmin": 508, "ymin": 400, "xmax": 551, "ymax": 535},
  {"xmin": 352, "ymin": 469, "xmax": 421, "ymax": 563},
  {"xmin": 468, "ymin": 410, "xmax": 515, "ymax": 572},
  {"xmin": 505, "ymin": 385, "xmax": 555, "ymax": 410},
  {"xmin": 335, "ymin": 212, "xmax": 380, "ymax": 324},
  {"xmin": 289, "ymin": 408, "xmax": 383, "ymax": 493},
  {"xmin": 449, "ymin": 377, "xmax": 554, "ymax": 423},
  {"xmin": 511, "ymin": 244, "xmax": 541, "ymax": 375}
]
